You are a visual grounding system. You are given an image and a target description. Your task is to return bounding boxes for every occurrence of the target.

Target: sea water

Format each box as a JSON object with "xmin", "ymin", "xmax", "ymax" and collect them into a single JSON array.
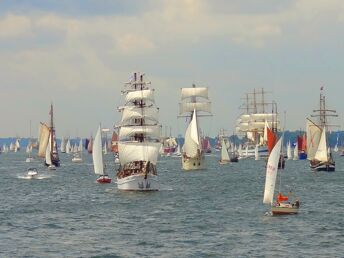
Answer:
[{"xmin": 0, "ymin": 151, "xmax": 343, "ymax": 257}]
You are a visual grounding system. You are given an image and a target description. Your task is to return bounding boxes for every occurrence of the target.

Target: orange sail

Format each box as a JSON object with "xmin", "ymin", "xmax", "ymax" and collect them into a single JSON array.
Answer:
[{"xmin": 267, "ymin": 127, "xmax": 277, "ymax": 154}]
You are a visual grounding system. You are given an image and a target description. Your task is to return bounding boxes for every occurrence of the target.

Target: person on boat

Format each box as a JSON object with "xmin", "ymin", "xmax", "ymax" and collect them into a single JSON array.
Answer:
[{"xmin": 277, "ymin": 192, "xmax": 289, "ymax": 203}]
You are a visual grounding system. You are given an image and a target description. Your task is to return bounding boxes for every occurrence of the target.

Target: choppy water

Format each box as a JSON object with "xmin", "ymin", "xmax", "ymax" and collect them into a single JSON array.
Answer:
[{"xmin": 1, "ymin": 151, "xmax": 343, "ymax": 257}]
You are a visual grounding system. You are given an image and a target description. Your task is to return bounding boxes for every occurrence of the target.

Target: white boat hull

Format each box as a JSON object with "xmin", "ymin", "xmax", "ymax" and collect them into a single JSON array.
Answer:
[
  {"xmin": 182, "ymin": 154, "xmax": 205, "ymax": 170},
  {"xmin": 117, "ymin": 174, "xmax": 159, "ymax": 191},
  {"xmin": 26, "ymin": 157, "xmax": 34, "ymax": 163},
  {"xmin": 72, "ymin": 157, "xmax": 82, "ymax": 163}
]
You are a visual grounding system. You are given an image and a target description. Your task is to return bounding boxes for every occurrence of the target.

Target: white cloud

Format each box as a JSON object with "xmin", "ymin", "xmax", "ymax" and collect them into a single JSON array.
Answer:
[{"xmin": 0, "ymin": 14, "xmax": 33, "ymax": 38}]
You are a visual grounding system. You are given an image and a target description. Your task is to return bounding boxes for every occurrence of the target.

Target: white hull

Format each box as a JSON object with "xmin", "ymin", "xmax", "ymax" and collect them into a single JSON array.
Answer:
[
  {"xmin": 48, "ymin": 165, "xmax": 56, "ymax": 170},
  {"xmin": 182, "ymin": 154, "xmax": 205, "ymax": 170},
  {"xmin": 72, "ymin": 157, "xmax": 82, "ymax": 162},
  {"xmin": 117, "ymin": 174, "xmax": 159, "ymax": 191},
  {"xmin": 26, "ymin": 157, "xmax": 34, "ymax": 163}
]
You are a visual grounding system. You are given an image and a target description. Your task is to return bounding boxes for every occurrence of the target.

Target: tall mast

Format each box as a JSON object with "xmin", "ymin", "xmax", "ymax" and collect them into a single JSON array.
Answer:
[{"xmin": 50, "ymin": 103, "xmax": 54, "ymax": 154}]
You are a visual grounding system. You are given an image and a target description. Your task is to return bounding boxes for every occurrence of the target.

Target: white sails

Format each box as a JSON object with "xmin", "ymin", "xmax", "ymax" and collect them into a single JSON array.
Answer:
[
  {"xmin": 45, "ymin": 134, "xmax": 52, "ymax": 166},
  {"xmin": 314, "ymin": 127, "xmax": 328, "ymax": 162},
  {"xmin": 119, "ymin": 126, "xmax": 161, "ymax": 139},
  {"xmin": 125, "ymin": 89, "xmax": 155, "ymax": 103},
  {"xmin": 118, "ymin": 142, "xmax": 161, "ymax": 166},
  {"xmin": 120, "ymin": 106, "xmax": 158, "ymax": 124},
  {"xmin": 263, "ymin": 137, "xmax": 283, "ymax": 205},
  {"xmin": 183, "ymin": 109, "xmax": 200, "ymax": 158},
  {"xmin": 38, "ymin": 123, "xmax": 50, "ymax": 158},
  {"xmin": 287, "ymin": 141, "xmax": 292, "ymax": 160},
  {"xmin": 306, "ymin": 119, "xmax": 322, "ymax": 160},
  {"xmin": 93, "ymin": 125, "xmax": 105, "ymax": 175},
  {"xmin": 220, "ymin": 138, "xmax": 230, "ymax": 161},
  {"xmin": 293, "ymin": 141, "xmax": 299, "ymax": 160}
]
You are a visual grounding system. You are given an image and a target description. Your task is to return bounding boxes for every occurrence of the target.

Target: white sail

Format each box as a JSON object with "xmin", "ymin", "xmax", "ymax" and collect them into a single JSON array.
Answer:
[
  {"xmin": 66, "ymin": 139, "xmax": 71, "ymax": 154},
  {"xmin": 179, "ymin": 102, "xmax": 211, "ymax": 115},
  {"xmin": 250, "ymin": 113, "xmax": 277, "ymax": 121},
  {"xmin": 119, "ymin": 125, "xmax": 160, "ymax": 139},
  {"xmin": 181, "ymin": 87, "xmax": 208, "ymax": 100},
  {"xmin": 103, "ymin": 141, "xmax": 108, "ymax": 154},
  {"xmin": 220, "ymin": 139, "xmax": 230, "ymax": 161},
  {"xmin": 93, "ymin": 125, "xmax": 105, "ymax": 175},
  {"xmin": 175, "ymin": 144, "xmax": 181, "ymax": 155},
  {"xmin": 287, "ymin": 141, "xmax": 292, "ymax": 160},
  {"xmin": 118, "ymin": 141, "xmax": 161, "ymax": 166},
  {"xmin": 61, "ymin": 137, "xmax": 66, "ymax": 152},
  {"xmin": 78, "ymin": 139, "xmax": 83, "ymax": 152},
  {"xmin": 293, "ymin": 142, "xmax": 299, "ymax": 160},
  {"xmin": 263, "ymin": 137, "xmax": 283, "ymax": 205},
  {"xmin": 183, "ymin": 110, "xmax": 199, "ymax": 158},
  {"xmin": 306, "ymin": 119, "xmax": 322, "ymax": 160},
  {"xmin": 15, "ymin": 139, "xmax": 20, "ymax": 149},
  {"xmin": 238, "ymin": 144, "xmax": 242, "ymax": 156},
  {"xmin": 120, "ymin": 106, "xmax": 158, "ymax": 124},
  {"xmin": 26, "ymin": 145, "xmax": 30, "ymax": 153},
  {"xmin": 38, "ymin": 123, "xmax": 50, "ymax": 158},
  {"xmin": 45, "ymin": 134, "xmax": 52, "ymax": 165},
  {"xmin": 125, "ymin": 89, "xmax": 155, "ymax": 103},
  {"xmin": 255, "ymin": 144, "xmax": 259, "ymax": 160},
  {"xmin": 239, "ymin": 114, "xmax": 251, "ymax": 122},
  {"xmin": 314, "ymin": 127, "xmax": 328, "ymax": 162}
]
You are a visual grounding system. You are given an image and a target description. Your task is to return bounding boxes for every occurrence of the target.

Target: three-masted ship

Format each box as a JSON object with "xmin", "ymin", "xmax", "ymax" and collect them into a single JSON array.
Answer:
[
  {"xmin": 116, "ymin": 73, "xmax": 161, "ymax": 190},
  {"xmin": 179, "ymin": 84, "xmax": 212, "ymax": 170},
  {"xmin": 307, "ymin": 88, "xmax": 337, "ymax": 172},
  {"xmin": 38, "ymin": 103, "xmax": 60, "ymax": 168},
  {"xmin": 235, "ymin": 88, "xmax": 280, "ymax": 158}
]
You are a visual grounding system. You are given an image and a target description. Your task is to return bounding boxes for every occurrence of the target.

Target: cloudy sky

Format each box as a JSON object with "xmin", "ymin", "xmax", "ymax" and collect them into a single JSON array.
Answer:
[{"xmin": 1, "ymin": 0, "xmax": 343, "ymax": 138}]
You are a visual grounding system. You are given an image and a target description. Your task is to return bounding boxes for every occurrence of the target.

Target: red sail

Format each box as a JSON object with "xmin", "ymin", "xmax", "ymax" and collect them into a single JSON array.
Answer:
[
  {"xmin": 302, "ymin": 133, "xmax": 307, "ymax": 151},
  {"xmin": 267, "ymin": 127, "xmax": 277, "ymax": 154},
  {"xmin": 297, "ymin": 136, "xmax": 303, "ymax": 151}
]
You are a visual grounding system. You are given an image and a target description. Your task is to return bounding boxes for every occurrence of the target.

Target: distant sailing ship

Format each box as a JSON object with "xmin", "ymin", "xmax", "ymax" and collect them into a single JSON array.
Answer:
[
  {"xmin": 307, "ymin": 88, "xmax": 337, "ymax": 172},
  {"xmin": 235, "ymin": 88, "xmax": 279, "ymax": 158},
  {"xmin": 179, "ymin": 84, "xmax": 212, "ymax": 170},
  {"xmin": 38, "ymin": 103, "xmax": 60, "ymax": 168},
  {"xmin": 116, "ymin": 72, "xmax": 161, "ymax": 191}
]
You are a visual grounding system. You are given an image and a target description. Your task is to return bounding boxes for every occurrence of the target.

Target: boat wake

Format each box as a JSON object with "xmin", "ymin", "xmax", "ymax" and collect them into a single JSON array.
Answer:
[{"xmin": 17, "ymin": 175, "xmax": 51, "ymax": 180}]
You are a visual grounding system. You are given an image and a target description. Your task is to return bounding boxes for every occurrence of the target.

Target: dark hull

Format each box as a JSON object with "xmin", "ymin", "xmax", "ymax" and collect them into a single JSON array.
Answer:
[
  {"xmin": 299, "ymin": 152, "xmax": 307, "ymax": 160},
  {"xmin": 310, "ymin": 161, "xmax": 335, "ymax": 172},
  {"xmin": 45, "ymin": 159, "xmax": 60, "ymax": 167}
]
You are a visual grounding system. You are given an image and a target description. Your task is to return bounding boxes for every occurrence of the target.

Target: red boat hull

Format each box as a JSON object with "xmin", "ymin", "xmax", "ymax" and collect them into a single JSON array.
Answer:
[{"xmin": 96, "ymin": 178, "xmax": 112, "ymax": 184}]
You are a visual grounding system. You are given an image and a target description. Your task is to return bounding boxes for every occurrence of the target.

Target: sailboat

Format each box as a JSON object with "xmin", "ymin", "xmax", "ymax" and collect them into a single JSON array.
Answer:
[
  {"xmin": 263, "ymin": 136, "xmax": 300, "ymax": 215},
  {"xmin": 334, "ymin": 133, "xmax": 339, "ymax": 152},
  {"xmin": 179, "ymin": 85, "xmax": 211, "ymax": 170},
  {"xmin": 93, "ymin": 125, "xmax": 111, "ymax": 183},
  {"xmin": 307, "ymin": 89, "xmax": 337, "ymax": 172},
  {"xmin": 72, "ymin": 138, "xmax": 83, "ymax": 162},
  {"xmin": 219, "ymin": 138, "xmax": 230, "ymax": 164},
  {"xmin": 60, "ymin": 137, "xmax": 67, "ymax": 153},
  {"xmin": 87, "ymin": 136, "xmax": 93, "ymax": 154},
  {"xmin": 254, "ymin": 144, "xmax": 259, "ymax": 160},
  {"xmin": 38, "ymin": 103, "xmax": 60, "ymax": 168},
  {"xmin": 287, "ymin": 141, "xmax": 292, "ymax": 160},
  {"xmin": 116, "ymin": 72, "xmax": 161, "ymax": 191},
  {"xmin": 293, "ymin": 141, "xmax": 299, "ymax": 160},
  {"xmin": 65, "ymin": 138, "xmax": 71, "ymax": 154},
  {"xmin": 26, "ymin": 120, "xmax": 34, "ymax": 162}
]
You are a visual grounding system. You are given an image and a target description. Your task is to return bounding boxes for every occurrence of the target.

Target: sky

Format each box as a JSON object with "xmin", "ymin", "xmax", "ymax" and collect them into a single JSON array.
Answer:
[{"xmin": 1, "ymin": 0, "xmax": 344, "ymax": 138}]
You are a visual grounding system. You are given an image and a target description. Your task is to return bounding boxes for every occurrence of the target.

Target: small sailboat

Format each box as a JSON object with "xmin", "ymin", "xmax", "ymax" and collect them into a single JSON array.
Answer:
[
  {"xmin": 219, "ymin": 138, "xmax": 230, "ymax": 164},
  {"xmin": 334, "ymin": 133, "xmax": 339, "ymax": 152},
  {"xmin": 26, "ymin": 121, "xmax": 34, "ymax": 162},
  {"xmin": 65, "ymin": 139, "xmax": 71, "ymax": 154},
  {"xmin": 293, "ymin": 141, "xmax": 299, "ymax": 160},
  {"xmin": 263, "ymin": 136, "xmax": 300, "ymax": 215},
  {"xmin": 38, "ymin": 103, "xmax": 60, "ymax": 168},
  {"xmin": 287, "ymin": 141, "xmax": 292, "ymax": 160},
  {"xmin": 87, "ymin": 136, "xmax": 93, "ymax": 154},
  {"xmin": 93, "ymin": 125, "xmax": 111, "ymax": 183},
  {"xmin": 72, "ymin": 138, "xmax": 83, "ymax": 162}
]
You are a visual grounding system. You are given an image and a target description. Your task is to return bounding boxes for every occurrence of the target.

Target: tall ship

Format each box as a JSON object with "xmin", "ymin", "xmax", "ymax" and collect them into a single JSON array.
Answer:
[
  {"xmin": 38, "ymin": 103, "xmax": 60, "ymax": 168},
  {"xmin": 179, "ymin": 84, "xmax": 212, "ymax": 170},
  {"xmin": 307, "ymin": 88, "xmax": 337, "ymax": 172},
  {"xmin": 116, "ymin": 72, "xmax": 161, "ymax": 191},
  {"xmin": 235, "ymin": 88, "xmax": 280, "ymax": 158}
]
